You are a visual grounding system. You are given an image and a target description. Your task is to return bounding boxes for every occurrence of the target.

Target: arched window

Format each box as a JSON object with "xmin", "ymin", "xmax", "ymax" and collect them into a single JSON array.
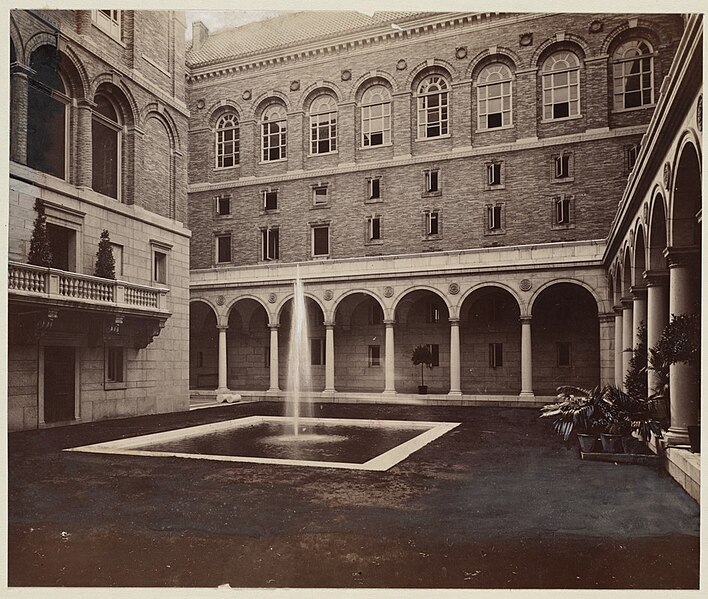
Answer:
[
  {"xmin": 92, "ymin": 95, "xmax": 122, "ymax": 199},
  {"xmin": 416, "ymin": 75, "xmax": 449, "ymax": 139},
  {"xmin": 261, "ymin": 104, "xmax": 287, "ymax": 162},
  {"xmin": 612, "ymin": 39, "xmax": 654, "ymax": 110},
  {"xmin": 477, "ymin": 64, "xmax": 513, "ymax": 130},
  {"xmin": 309, "ymin": 95, "xmax": 337, "ymax": 155},
  {"xmin": 27, "ymin": 45, "xmax": 70, "ymax": 179},
  {"xmin": 215, "ymin": 113, "xmax": 239, "ymax": 168},
  {"xmin": 361, "ymin": 85, "xmax": 391, "ymax": 147},
  {"xmin": 542, "ymin": 51, "xmax": 580, "ymax": 120}
]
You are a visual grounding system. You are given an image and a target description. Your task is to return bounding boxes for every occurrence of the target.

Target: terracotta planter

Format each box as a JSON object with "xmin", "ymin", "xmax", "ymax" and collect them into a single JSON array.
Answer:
[
  {"xmin": 600, "ymin": 433, "xmax": 624, "ymax": 454},
  {"xmin": 577, "ymin": 433, "xmax": 598, "ymax": 453}
]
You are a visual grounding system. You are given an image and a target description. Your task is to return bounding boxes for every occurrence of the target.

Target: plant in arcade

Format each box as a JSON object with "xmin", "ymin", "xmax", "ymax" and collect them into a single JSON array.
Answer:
[{"xmin": 411, "ymin": 344, "xmax": 434, "ymax": 389}]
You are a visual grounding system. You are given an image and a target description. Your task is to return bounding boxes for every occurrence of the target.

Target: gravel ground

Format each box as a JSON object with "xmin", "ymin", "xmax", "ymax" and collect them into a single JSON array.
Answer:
[{"xmin": 8, "ymin": 402, "xmax": 700, "ymax": 589}]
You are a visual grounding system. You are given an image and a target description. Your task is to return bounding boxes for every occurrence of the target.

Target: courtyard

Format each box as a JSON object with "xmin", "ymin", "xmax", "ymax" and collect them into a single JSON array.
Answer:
[{"xmin": 8, "ymin": 401, "xmax": 700, "ymax": 589}]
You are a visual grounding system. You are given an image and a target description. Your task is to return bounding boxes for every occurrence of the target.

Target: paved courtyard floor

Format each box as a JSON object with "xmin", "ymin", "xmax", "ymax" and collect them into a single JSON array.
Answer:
[{"xmin": 7, "ymin": 402, "xmax": 700, "ymax": 589}]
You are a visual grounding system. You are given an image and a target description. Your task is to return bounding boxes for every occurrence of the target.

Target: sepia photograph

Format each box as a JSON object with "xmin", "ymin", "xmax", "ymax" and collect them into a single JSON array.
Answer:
[{"xmin": 3, "ymin": 1, "xmax": 703, "ymax": 595}]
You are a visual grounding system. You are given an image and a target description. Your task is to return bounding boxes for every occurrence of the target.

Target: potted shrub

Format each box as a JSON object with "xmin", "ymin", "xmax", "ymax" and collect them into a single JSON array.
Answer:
[
  {"xmin": 598, "ymin": 385, "xmax": 665, "ymax": 453},
  {"xmin": 411, "ymin": 344, "xmax": 434, "ymax": 394},
  {"xmin": 540, "ymin": 386, "xmax": 603, "ymax": 452}
]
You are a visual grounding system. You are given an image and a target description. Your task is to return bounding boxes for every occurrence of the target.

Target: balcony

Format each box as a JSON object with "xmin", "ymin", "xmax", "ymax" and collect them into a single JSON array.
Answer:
[{"xmin": 8, "ymin": 261, "xmax": 170, "ymax": 317}]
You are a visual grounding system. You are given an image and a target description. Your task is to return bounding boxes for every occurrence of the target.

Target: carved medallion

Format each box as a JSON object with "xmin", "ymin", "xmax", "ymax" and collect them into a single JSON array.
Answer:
[
  {"xmin": 216, "ymin": 295, "xmax": 225, "ymax": 306},
  {"xmin": 323, "ymin": 289, "xmax": 333, "ymax": 301},
  {"xmin": 455, "ymin": 47, "xmax": 467, "ymax": 60},
  {"xmin": 383, "ymin": 286, "xmax": 394, "ymax": 298},
  {"xmin": 195, "ymin": 99, "xmax": 205, "ymax": 110},
  {"xmin": 242, "ymin": 89, "xmax": 252, "ymax": 101},
  {"xmin": 396, "ymin": 59, "xmax": 407, "ymax": 71},
  {"xmin": 268, "ymin": 293, "xmax": 277, "ymax": 304},
  {"xmin": 448, "ymin": 282, "xmax": 460, "ymax": 295},
  {"xmin": 519, "ymin": 279, "xmax": 532, "ymax": 292},
  {"xmin": 589, "ymin": 19, "xmax": 603, "ymax": 33},
  {"xmin": 341, "ymin": 69, "xmax": 351, "ymax": 81},
  {"xmin": 663, "ymin": 162, "xmax": 672, "ymax": 190},
  {"xmin": 290, "ymin": 80, "xmax": 300, "ymax": 91},
  {"xmin": 519, "ymin": 33, "xmax": 533, "ymax": 47}
]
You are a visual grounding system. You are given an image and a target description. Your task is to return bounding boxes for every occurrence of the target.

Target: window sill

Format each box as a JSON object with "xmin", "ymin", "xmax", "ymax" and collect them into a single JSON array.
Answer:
[
  {"xmin": 612, "ymin": 104, "xmax": 656, "ymax": 114},
  {"xmin": 311, "ymin": 255, "xmax": 330, "ymax": 260},
  {"xmin": 213, "ymin": 165, "xmax": 240, "ymax": 172},
  {"xmin": 551, "ymin": 223, "xmax": 577, "ymax": 230},
  {"xmin": 422, "ymin": 191, "xmax": 442, "ymax": 198},
  {"xmin": 308, "ymin": 150, "xmax": 339, "ymax": 157},
  {"xmin": 484, "ymin": 184, "xmax": 506, "ymax": 191},
  {"xmin": 260, "ymin": 209, "xmax": 281, "ymax": 216},
  {"xmin": 551, "ymin": 177, "xmax": 574, "ymax": 184},
  {"xmin": 415, "ymin": 134, "xmax": 451, "ymax": 142},
  {"xmin": 310, "ymin": 204, "xmax": 331, "ymax": 210},
  {"xmin": 422, "ymin": 235, "xmax": 442, "ymax": 241},
  {"xmin": 541, "ymin": 114, "xmax": 583, "ymax": 124},
  {"xmin": 259, "ymin": 158, "xmax": 288, "ymax": 165},
  {"xmin": 365, "ymin": 239, "xmax": 384, "ymax": 246},
  {"xmin": 364, "ymin": 198, "xmax": 384, "ymax": 204},
  {"xmin": 360, "ymin": 142, "xmax": 393, "ymax": 150},
  {"xmin": 215, "ymin": 213, "xmax": 232, "ymax": 219},
  {"xmin": 484, "ymin": 229, "xmax": 506, "ymax": 236},
  {"xmin": 104, "ymin": 382, "xmax": 127, "ymax": 391},
  {"xmin": 214, "ymin": 262, "xmax": 232, "ymax": 267}
]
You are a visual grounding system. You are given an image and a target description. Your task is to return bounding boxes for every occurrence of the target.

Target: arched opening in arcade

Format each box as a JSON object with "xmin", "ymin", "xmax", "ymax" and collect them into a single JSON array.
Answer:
[
  {"xmin": 226, "ymin": 299, "xmax": 270, "ymax": 392},
  {"xmin": 189, "ymin": 301, "xmax": 218, "ymax": 390},
  {"xmin": 278, "ymin": 296, "xmax": 326, "ymax": 392}
]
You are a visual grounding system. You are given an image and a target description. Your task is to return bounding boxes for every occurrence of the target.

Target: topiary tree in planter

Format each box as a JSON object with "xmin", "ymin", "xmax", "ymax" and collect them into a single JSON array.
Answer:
[
  {"xmin": 411, "ymin": 344, "xmax": 434, "ymax": 394},
  {"xmin": 94, "ymin": 229, "xmax": 116, "ymax": 279},
  {"xmin": 27, "ymin": 198, "xmax": 53, "ymax": 267}
]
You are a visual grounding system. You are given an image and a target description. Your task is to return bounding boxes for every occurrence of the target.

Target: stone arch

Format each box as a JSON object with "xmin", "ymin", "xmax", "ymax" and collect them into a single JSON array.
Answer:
[
  {"xmin": 532, "ymin": 35, "xmax": 590, "ymax": 68},
  {"xmin": 351, "ymin": 70, "xmax": 398, "ymax": 101},
  {"xmin": 206, "ymin": 99, "xmax": 243, "ymax": 129},
  {"xmin": 457, "ymin": 282, "xmax": 524, "ymax": 318},
  {"xmin": 93, "ymin": 79, "xmax": 138, "ymax": 128},
  {"xmin": 275, "ymin": 292, "xmax": 327, "ymax": 324},
  {"xmin": 251, "ymin": 91, "xmax": 291, "ymax": 120},
  {"xmin": 669, "ymin": 138, "xmax": 701, "ymax": 248},
  {"xmin": 141, "ymin": 113, "xmax": 174, "ymax": 217},
  {"xmin": 10, "ymin": 14, "xmax": 24, "ymax": 64},
  {"xmin": 28, "ymin": 40, "xmax": 89, "ymax": 100},
  {"xmin": 225, "ymin": 294, "xmax": 271, "ymax": 321},
  {"xmin": 621, "ymin": 246, "xmax": 633, "ymax": 297},
  {"xmin": 142, "ymin": 104, "xmax": 181, "ymax": 153},
  {"xmin": 331, "ymin": 288, "xmax": 385, "ymax": 318},
  {"xmin": 648, "ymin": 190, "xmax": 668, "ymax": 271},
  {"xmin": 405, "ymin": 59, "xmax": 457, "ymax": 90},
  {"xmin": 55, "ymin": 43, "xmax": 90, "ymax": 99},
  {"xmin": 297, "ymin": 81, "xmax": 343, "ymax": 110},
  {"xmin": 633, "ymin": 223, "xmax": 647, "ymax": 287},
  {"xmin": 466, "ymin": 47, "xmax": 522, "ymax": 79},
  {"xmin": 189, "ymin": 299, "xmax": 219, "ymax": 390},
  {"xmin": 189, "ymin": 297, "xmax": 219, "ymax": 319},
  {"xmin": 226, "ymin": 297, "xmax": 271, "ymax": 391},
  {"xmin": 528, "ymin": 278, "xmax": 605, "ymax": 314},
  {"xmin": 601, "ymin": 20, "xmax": 665, "ymax": 56},
  {"xmin": 391, "ymin": 285, "xmax": 451, "ymax": 317}
]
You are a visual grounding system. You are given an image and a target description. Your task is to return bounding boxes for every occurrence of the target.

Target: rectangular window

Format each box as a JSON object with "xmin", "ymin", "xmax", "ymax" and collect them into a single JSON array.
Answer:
[
  {"xmin": 313, "ymin": 185, "xmax": 329, "ymax": 206},
  {"xmin": 216, "ymin": 235, "xmax": 232, "ymax": 264},
  {"xmin": 368, "ymin": 178, "xmax": 381, "ymax": 200},
  {"xmin": 261, "ymin": 227, "xmax": 279, "ymax": 261},
  {"xmin": 425, "ymin": 211, "xmax": 440, "ymax": 236},
  {"xmin": 368, "ymin": 304, "xmax": 383, "ymax": 325},
  {"xmin": 487, "ymin": 205, "xmax": 502, "ymax": 231},
  {"xmin": 426, "ymin": 343, "xmax": 440, "ymax": 367},
  {"xmin": 216, "ymin": 195, "xmax": 231, "ymax": 216},
  {"xmin": 312, "ymin": 225, "xmax": 330, "ymax": 257},
  {"xmin": 368, "ymin": 345, "xmax": 381, "ymax": 367},
  {"xmin": 426, "ymin": 302, "xmax": 441, "ymax": 324},
  {"xmin": 368, "ymin": 216, "xmax": 382, "ymax": 241},
  {"xmin": 106, "ymin": 347, "xmax": 124, "ymax": 383},
  {"xmin": 93, "ymin": 9, "xmax": 122, "ymax": 40},
  {"xmin": 556, "ymin": 197, "xmax": 571, "ymax": 225},
  {"xmin": 557, "ymin": 341, "xmax": 572, "ymax": 367},
  {"xmin": 487, "ymin": 163, "xmax": 502, "ymax": 186},
  {"xmin": 425, "ymin": 169, "xmax": 440, "ymax": 193},
  {"xmin": 262, "ymin": 120, "xmax": 287, "ymax": 162},
  {"xmin": 110, "ymin": 243, "xmax": 123, "ymax": 278},
  {"xmin": 153, "ymin": 250, "xmax": 167, "ymax": 284},
  {"xmin": 310, "ymin": 338, "xmax": 325, "ymax": 366},
  {"xmin": 489, "ymin": 343, "xmax": 503, "ymax": 368},
  {"xmin": 263, "ymin": 190, "xmax": 278, "ymax": 211},
  {"xmin": 626, "ymin": 144, "xmax": 639, "ymax": 172},
  {"xmin": 555, "ymin": 154, "xmax": 570, "ymax": 179}
]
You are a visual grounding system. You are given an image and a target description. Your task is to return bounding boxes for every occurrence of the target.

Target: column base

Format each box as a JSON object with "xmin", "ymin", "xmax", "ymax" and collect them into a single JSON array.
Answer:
[
  {"xmin": 663, "ymin": 427, "xmax": 691, "ymax": 447},
  {"xmin": 447, "ymin": 391, "xmax": 462, "ymax": 399},
  {"xmin": 322, "ymin": 389, "xmax": 336, "ymax": 400},
  {"xmin": 382, "ymin": 389, "xmax": 396, "ymax": 396},
  {"xmin": 216, "ymin": 390, "xmax": 240, "ymax": 403},
  {"xmin": 266, "ymin": 388, "xmax": 281, "ymax": 397},
  {"xmin": 519, "ymin": 391, "xmax": 535, "ymax": 399}
]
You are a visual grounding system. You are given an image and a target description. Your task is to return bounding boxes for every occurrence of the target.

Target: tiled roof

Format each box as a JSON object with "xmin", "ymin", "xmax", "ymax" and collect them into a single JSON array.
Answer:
[{"xmin": 187, "ymin": 11, "xmax": 437, "ymax": 67}]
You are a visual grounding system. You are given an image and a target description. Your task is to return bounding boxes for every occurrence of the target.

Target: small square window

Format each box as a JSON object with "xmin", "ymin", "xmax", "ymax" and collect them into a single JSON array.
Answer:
[
  {"xmin": 368, "ymin": 178, "xmax": 381, "ymax": 200},
  {"xmin": 153, "ymin": 250, "xmax": 167, "ymax": 284},
  {"xmin": 424, "ymin": 211, "xmax": 440, "ymax": 236},
  {"xmin": 216, "ymin": 195, "xmax": 231, "ymax": 216},
  {"xmin": 312, "ymin": 225, "xmax": 330, "ymax": 257},
  {"xmin": 557, "ymin": 341, "xmax": 572, "ymax": 367},
  {"xmin": 556, "ymin": 197, "xmax": 571, "ymax": 225},
  {"xmin": 106, "ymin": 346, "xmax": 124, "ymax": 383},
  {"xmin": 489, "ymin": 343, "xmax": 503, "ymax": 368},
  {"xmin": 426, "ymin": 343, "xmax": 440, "ymax": 367},
  {"xmin": 487, "ymin": 205, "xmax": 503, "ymax": 231},
  {"xmin": 311, "ymin": 338, "xmax": 325, "ymax": 366},
  {"xmin": 313, "ymin": 185, "xmax": 329, "ymax": 206},
  {"xmin": 263, "ymin": 190, "xmax": 278, "ymax": 211},
  {"xmin": 368, "ymin": 216, "xmax": 382, "ymax": 241},
  {"xmin": 626, "ymin": 144, "xmax": 639, "ymax": 172},
  {"xmin": 554, "ymin": 154, "xmax": 570, "ymax": 179},
  {"xmin": 487, "ymin": 163, "xmax": 502, "ymax": 186},
  {"xmin": 368, "ymin": 345, "xmax": 381, "ymax": 367},
  {"xmin": 425, "ymin": 169, "xmax": 440, "ymax": 193},
  {"xmin": 426, "ymin": 302, "xmax": 442, "ymax": 324},
  {"xmin": 261, "ymin": 227, "xmax": 279, "ymax": 261},
  {"xmin": 216, "ymin": 235, "xmax": 232, "ymax": 264}
]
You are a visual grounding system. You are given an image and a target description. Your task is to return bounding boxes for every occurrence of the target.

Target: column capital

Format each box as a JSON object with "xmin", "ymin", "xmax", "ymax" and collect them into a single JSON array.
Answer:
[
  {"xmin": 216, "ymin": 324, "xmax": 229, "ymax": 331},
  {"xmin": 323, "ymin": 321, "xmax": 335, "ymax": 328},
  {"xmin": 383, "ymin": 319, "xmax": 396, "ymax": 326},
  {"xmin": 448, "ymin": 317, "xmax": 460, "ymax": 325},
  {"xmin": 620, "ymin": 296, "xmax": 634, "ymax": 308},
  {"xmin": 630, "ymin": 285, "xmax": 647, "ymax": 298},
  {"xmin": 663, "ymin": 245, "xmax": 700, "ymax": 267},
  {"xmin": 613, "ymin": 304, "xmax": 624, "ymax": 315},
  {"xmin": 77, "ymin": 97, "xmax": 97, "ymax": 110},
  {"xmin": 10, "ymin": 63, "xmax": 34, "ymax": 77},
  {"xmin": 268, "ymin": 323, "xmax": 280, "ymax": 330},
  {"xmin": 519, "ymin": 315, "xmax": 532, "ymax": 324},
  {"xmin": 643, "ymin": 269, "xmax": 669, "ymax": 286}
]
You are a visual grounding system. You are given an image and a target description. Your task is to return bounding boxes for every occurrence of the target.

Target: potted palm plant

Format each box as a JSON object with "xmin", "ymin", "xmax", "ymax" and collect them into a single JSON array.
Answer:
[
  {"xmin": 540, "ymin": 386, "xmax": 602, "ymax": 453},
  {"xmin": 411, "ymin": 345, "xmax": 434, "ymax": 394}
]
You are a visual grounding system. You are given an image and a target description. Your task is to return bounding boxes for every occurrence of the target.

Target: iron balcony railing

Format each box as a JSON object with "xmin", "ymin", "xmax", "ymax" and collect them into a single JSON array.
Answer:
[{"xmin": 8, "ymin": 261, "xmax": 169, "ymax": 312}]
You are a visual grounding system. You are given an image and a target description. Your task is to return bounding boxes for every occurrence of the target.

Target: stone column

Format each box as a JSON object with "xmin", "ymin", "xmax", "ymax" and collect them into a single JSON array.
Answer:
[
  {"xmin": 384, "ymin": 319, "xmax": 396, "ymax": 394},
  {"xmin": 664, "ymin": 248, "xmax": 700, "ymax": 446},
  {"xmin": 448, "ymin": 318, "xmax": 461, "ymax": 397},
  {"xmin": 76, "ymin": 99, "xmax": 95, "ymax": 188},
  {"xmin": 631, "ymin": 286, "xmax": 647, "ymax": 349},
  {"xmin": 324, "ymin": 322, "xmax": 335, "ymax": 394},
  {"xmin": 520, "ymin": 316, "xmax": 534, "ymax": 398},
  {"xmin": 216, "ymin": 324, "xmax": 229, "ymax": 393},
  {"xmin": 10, "ymin": 64, "xmax": 33, "ymax": 165},
  {"xmin": 645, "ymin": 270, "xmax": 669, "ymax": 396},
  {"xmin": 614, "ymin": 306, "xmax": 624, "ymax": 387},
  {"xmin": 598, "ymin": 313, "xmax": 615, "ymax": 385},
  {"xmin": 621, "ymin": 297, "xmax": 634, "ymax": 390},
  {"xmin": 268, "ymin": 324, "xmax": 280, "ymax": 394}
]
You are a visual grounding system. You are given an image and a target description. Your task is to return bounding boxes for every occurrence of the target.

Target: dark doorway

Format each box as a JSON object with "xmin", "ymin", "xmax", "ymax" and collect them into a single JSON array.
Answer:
[
  {"xmin": 44, "ymin": 346, "xmax": 75, "ymax": 423},
  {"xmin": 46, "ymin": 223, "xmax": 72, "ymax": 271}
]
